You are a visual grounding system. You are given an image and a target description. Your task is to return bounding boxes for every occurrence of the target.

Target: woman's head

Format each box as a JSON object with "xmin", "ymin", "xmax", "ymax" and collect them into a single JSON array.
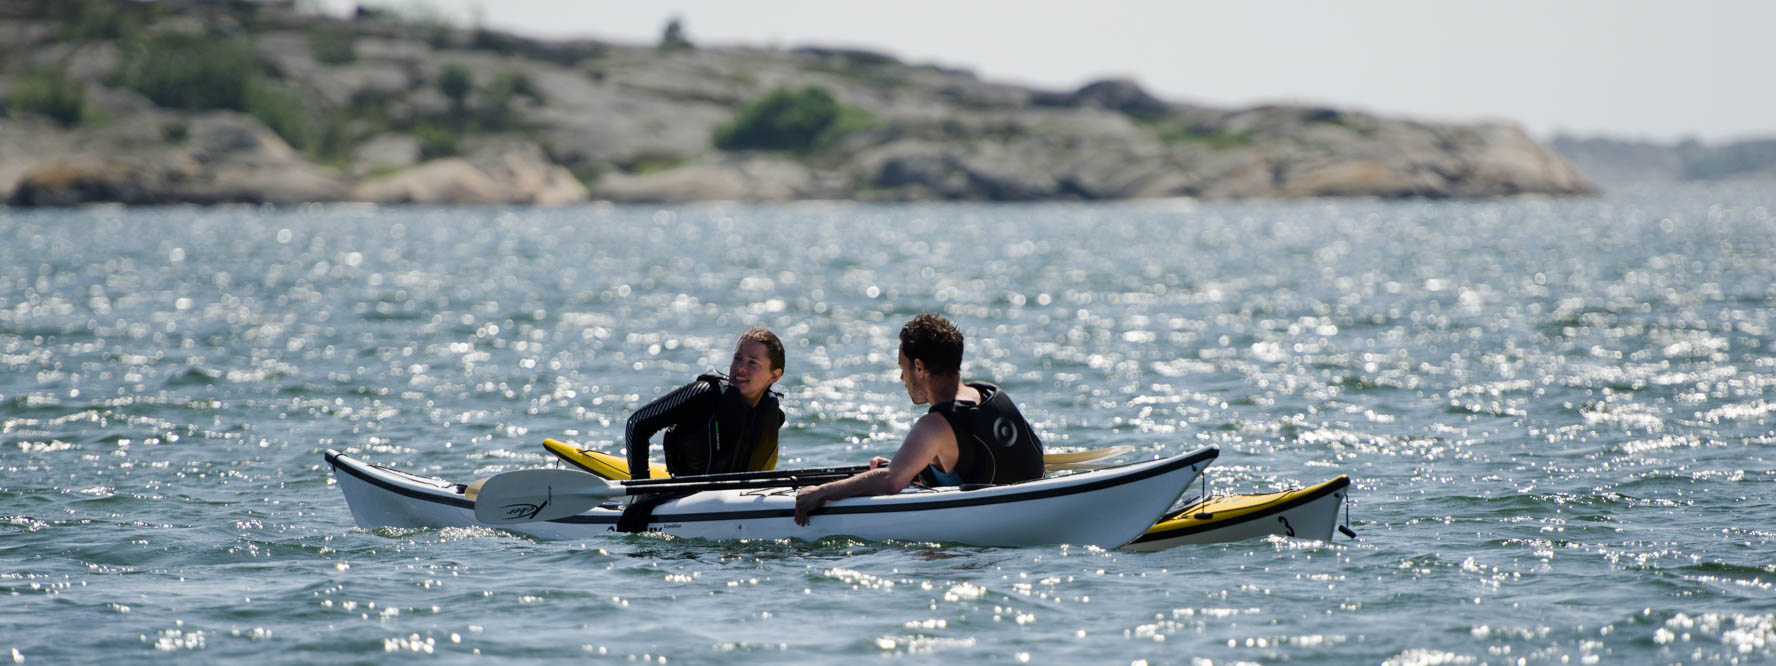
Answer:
[{"xmin": 730, "ymin": 327, "xmax": 785, "ymax": 402}]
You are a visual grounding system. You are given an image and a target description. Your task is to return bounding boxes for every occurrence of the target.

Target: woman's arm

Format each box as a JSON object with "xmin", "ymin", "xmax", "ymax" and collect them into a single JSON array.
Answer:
[{"xmin": 623, "ymin": 380, "xmax": 716, "ymax": 479}]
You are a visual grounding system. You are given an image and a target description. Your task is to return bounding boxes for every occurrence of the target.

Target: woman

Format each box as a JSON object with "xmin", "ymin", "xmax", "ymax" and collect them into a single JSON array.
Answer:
[{"xmin": 624, "ymin": 327, "xmax": 787, "ymax": 480}]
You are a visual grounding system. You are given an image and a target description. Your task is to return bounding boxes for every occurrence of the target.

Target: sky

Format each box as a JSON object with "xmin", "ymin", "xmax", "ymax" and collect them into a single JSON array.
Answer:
[{"xmin": 319, "ymin": 0, "xmax": 1774, "ymax": 143}]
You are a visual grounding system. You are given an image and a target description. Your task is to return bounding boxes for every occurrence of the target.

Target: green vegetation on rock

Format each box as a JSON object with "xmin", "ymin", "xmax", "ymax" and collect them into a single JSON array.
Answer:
[
  {"xmin": 244, "ymin": 78, "xmax": 311, "ymax": 147},
  {"xmin": 619, "ymin": 152, "xmax": 691, "ymax": 175},
  {"xmin": 27, "ymin": 0, "xmax": 152, "ymax": 41},
  {"xmin": 438, "ymin": 64, "xmax": 473, "ymax": 122},
  {"xmin": 115, "ymin": 32, "xmax": 258, "ymax": 111},
  {"xmin": 112, "ymin": 31, "xmax": 352, "ymax": 159},
  {"xmin": 309, "ymin": 23, "xmax": 357, "ymax": 65},
  {"xmin": 714, "ymin": 86, "xmax": 873, "ymax": 154},
  {"xmin": 412, "ymin": 124, "xmax": 460, "ymax": 160},
  {"xmin": 479, "ymin": 71, "xmax": 540, "ymax": 131},
  {"xmin": 7, "ymin": 68, "xmax": 88, "ymax": 127},
  {"xmin": 1156, "ymin": 124, "xmax": 1254, "ymax": 150}
]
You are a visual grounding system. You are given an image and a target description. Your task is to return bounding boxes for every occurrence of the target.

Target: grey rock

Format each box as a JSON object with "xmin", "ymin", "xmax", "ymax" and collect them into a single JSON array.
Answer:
[
  {"xmin": 354, "ymin": 136, "xmax": 587, "ymax": 205},
  {"xmin": 0, "ymin": 4, "xmax": 1593, "ymax": 205},
  {"xmin": 592, "ymin": 156, "xmax": 813, "ymax": 203},
  {"xmin": 353, "ymin": 133, "xmax": 421, "ymax": 175},
  {"xmin": 352, "ymin": 158, "xmax": 508, "ymax": 204}
]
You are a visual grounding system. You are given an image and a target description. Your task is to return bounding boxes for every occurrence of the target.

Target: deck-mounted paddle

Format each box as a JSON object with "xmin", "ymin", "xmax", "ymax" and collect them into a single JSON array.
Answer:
[
  {"xmin": 471, "ymin": 468, "xmax": 627, "ymax": 524},
  {"xmin": 471, "ymin": 442, "xmax": 1147, "ymax": 523},
  {"xmin": 472, "ymin": 467, "xmax": 869, "ymax": 524}
]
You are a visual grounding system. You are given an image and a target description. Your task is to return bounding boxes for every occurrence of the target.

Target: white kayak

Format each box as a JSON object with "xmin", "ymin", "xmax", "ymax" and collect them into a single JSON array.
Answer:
[{"xmin": 324, "ymin": 447, "xmax": 1218, "ymax": 548}]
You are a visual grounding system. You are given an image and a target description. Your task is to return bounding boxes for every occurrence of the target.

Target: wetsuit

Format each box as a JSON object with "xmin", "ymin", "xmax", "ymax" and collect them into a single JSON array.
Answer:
[{"xmin": 917, "ymin": 382, "xmax": 1044, "ymax": 486}]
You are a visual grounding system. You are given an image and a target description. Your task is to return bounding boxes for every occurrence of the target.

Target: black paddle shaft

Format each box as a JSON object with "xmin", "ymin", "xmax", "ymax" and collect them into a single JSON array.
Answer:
[
  {"xmin": 619, "ymin": 471, "xmax": 861, "ymax": 495},
  {"xmin": 621, "ymin": 464, "xmax": 869, "ymax": 488}
]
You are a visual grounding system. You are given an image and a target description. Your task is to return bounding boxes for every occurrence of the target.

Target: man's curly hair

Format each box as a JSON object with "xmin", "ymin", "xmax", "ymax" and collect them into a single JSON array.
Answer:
[{"xmin": 898, "ymin": 313, "xmax": 963, "ymax": 376}]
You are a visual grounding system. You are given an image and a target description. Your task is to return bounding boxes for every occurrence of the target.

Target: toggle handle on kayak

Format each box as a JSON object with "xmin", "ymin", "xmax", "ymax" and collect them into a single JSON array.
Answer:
[
  {"xmin": 1193, "ymin": 469, "xmax": 1212, "ymax": 519},
  {"xmin": 1338, "ymin": 489, "xmax": 1358, "ymax": 539}
]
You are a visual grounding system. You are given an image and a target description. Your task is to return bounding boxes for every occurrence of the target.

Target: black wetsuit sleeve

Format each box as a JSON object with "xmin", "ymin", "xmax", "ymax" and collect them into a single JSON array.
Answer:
[{"xmin": 625, "ymin": 380, "xmax": 716, "ymax": 479}]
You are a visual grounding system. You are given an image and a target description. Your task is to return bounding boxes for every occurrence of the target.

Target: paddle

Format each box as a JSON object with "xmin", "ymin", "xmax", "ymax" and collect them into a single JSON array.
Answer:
[
  {"xmin": 467, "ymin": 465, "xmax": 868, "ymax": 501},
  {"xmin": 472, "ymin": 468, "xmax": 868, "ymax": 524},
  {"xmin": 472, "ymin": 468, "xmax": 625, "ymax": 524},
  {"xmin": 1043, "ymin": 445, "xmax": 1135, "ymax": 470},
  {"xmin": 622, "ymin": 464, "xmax": 870, "ymax": 487},
  {"xmin": 465, "ymin": 442, "xmax": 1141, "ymax": 501}
]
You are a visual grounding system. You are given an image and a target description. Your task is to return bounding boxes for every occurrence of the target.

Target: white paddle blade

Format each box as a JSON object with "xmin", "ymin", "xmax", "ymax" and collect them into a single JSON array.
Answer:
[{"xmin": 472, "ymin": 468, "xmax": 623, "ymax": 524}]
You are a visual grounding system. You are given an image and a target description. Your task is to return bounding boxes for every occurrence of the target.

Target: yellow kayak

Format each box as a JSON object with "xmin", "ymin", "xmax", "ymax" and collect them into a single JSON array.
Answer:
[
  {"xmin": 545, "ymin": 439, "xmax": 671, "ymax": 479},
  {"xmin": 1122, "ymin": 475, "xmax": 1352, "ymax": 551}
]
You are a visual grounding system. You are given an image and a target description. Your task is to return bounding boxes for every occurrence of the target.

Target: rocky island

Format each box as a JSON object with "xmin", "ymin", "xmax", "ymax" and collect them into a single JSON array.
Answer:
[{"xmin": 0, "ymin": 0, "xmax": 1594, "ymax": 206}]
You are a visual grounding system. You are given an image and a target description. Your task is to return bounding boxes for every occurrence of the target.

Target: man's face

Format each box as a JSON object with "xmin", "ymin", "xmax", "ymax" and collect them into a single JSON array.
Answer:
[
  {"xmin": 729, "ymin": 340, "xmax": 781, "ymax": 397},
  {"xmin": 898, "ymin": 348, "xmax": 928, "ymax": 405}
]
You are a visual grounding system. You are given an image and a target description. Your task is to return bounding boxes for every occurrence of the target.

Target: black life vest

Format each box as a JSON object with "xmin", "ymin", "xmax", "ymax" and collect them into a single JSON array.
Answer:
[
  {"xmin": 918, "ymin": 382, "xmax": 1044, "ymax": 486},
  {"xmin": 661, "ymin": 373, "xmax": 783, "ymax": 477}
]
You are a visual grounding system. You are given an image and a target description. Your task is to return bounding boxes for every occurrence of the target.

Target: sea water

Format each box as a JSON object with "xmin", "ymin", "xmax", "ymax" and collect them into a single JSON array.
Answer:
[{"xmin": 2, "ymin": 185, "xmax": 1772, "ymax": 664}]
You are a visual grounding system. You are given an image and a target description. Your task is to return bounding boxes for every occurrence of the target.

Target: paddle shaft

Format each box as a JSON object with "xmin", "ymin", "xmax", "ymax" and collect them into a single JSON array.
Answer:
[
  {"xmin": 465, "ymin": 466, "xmax": 866, "ymax": 501},
  {"xmin": 600, "ymin": 448, "xmax": 1134, "ymax": 494},
  {"xmin": 618, "ymin": 472, "xmax": 858, "ymax": 495},
  {"xmin": 477, "ymin": 443, "xmax": 1139, "ymax": 503},
  {"xmin": 621, "ymin": 464, "xmax": 869, "ymax": 487},
  {"xmin": 610, "ymin": 446, "xmax": 1130, "ymax": 489}
]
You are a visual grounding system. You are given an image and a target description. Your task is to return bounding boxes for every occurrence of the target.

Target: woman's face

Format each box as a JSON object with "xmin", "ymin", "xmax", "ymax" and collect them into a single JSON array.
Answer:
[{"xmin": 729, "ymin": 339, "xmax": 782, "ymax": 400}]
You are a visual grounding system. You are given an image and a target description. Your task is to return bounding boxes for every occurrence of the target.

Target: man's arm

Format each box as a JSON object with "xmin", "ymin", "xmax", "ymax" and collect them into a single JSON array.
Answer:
[
  {"xmin": 624, "ymin": 381, "xmax": 716, "ymax": 479},
  {"xmin": 794, "ymin": 414, "xmax": 955, "ymax": 525}
]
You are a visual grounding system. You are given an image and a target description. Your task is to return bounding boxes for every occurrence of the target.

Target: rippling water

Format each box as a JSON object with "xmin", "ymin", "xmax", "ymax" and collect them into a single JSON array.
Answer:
[{"xmin": 3, "ymin": 185, "xmax": 1773, "ymax": 664}]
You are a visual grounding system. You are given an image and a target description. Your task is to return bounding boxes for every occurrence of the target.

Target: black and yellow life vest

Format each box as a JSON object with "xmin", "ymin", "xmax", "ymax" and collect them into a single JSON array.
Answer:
[{"xmin": 918, "ymin": 382, "xmax": 1044, "ymax": 486}]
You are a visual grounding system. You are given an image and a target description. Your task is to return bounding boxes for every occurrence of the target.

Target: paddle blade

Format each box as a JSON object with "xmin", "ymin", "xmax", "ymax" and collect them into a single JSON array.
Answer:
[
  {"xmin": 1044, "ymin": 445, "xmax": 1135, "ymax": 471},
  {"xmin": 472, "ymin": 468, "xmax": 623, "ymax": 524}
]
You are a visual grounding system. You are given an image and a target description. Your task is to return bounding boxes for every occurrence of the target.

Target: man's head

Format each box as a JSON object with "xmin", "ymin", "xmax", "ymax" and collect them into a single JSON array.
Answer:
[
  {"xmin": 730, "ymin": 327, "xmax": 785, "ymax": 400},
  {"xmin": 897, "ymin": 313, "xmax": 963, "ymax": 404}
]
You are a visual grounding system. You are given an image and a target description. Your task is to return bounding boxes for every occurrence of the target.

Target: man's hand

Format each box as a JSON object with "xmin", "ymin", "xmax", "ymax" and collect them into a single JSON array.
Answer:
[
  {"xmin": 793, "ymin": 466, "xmax": 906, "ymax": 526},
  {"xmin": 793, "ymin": 485, "xmax": 828, "ymax": 526},
  {"xmin": 867, "ymin": 456, "xmax": 891, "ymax": 470}
]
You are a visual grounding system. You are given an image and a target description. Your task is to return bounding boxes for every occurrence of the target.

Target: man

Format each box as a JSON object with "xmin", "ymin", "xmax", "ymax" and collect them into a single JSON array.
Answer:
[
  {"xmin": 625, "ymin": 327, "xmax": 787, "ymax": 480},
  {"xmin": 794, "ymin": 313, "xmax": 1043, "ymax": 526}
]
